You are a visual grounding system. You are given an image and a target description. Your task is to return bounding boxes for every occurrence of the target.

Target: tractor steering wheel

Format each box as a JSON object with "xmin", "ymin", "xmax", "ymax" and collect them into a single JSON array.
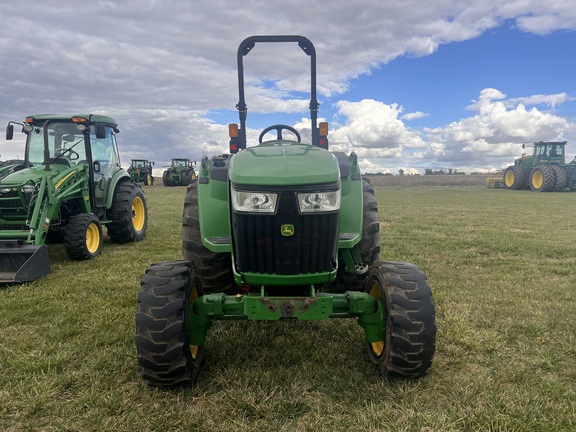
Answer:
[
  {"xmin": 258, "ymin": 124, "xmax": 301, "ymax": 143},
  {"xmin": 56, "ymin": 148, "xmax": 80, "ymax": 160}
]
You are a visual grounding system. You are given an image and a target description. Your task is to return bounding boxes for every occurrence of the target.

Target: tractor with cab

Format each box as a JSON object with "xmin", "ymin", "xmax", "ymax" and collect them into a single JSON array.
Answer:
[{"xmin": 1, "ymin": 114, "xmax": 148, "ymax": 282}]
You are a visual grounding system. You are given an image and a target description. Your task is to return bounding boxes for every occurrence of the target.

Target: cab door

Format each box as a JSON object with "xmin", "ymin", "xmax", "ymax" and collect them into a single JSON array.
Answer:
[{"xmin": 90, "ymin": 126, "xmax": 121, "ymax": 208}]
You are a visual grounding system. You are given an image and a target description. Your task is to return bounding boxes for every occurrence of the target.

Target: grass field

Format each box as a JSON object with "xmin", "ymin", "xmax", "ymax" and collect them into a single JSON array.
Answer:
[{"xmin": 1, "ymin": 185, "xmax": 575, "ymax": 432}]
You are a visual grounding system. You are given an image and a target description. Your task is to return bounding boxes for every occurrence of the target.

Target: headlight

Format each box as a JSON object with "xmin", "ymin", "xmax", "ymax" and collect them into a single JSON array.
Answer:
[
  {"xmin": 231, "ymin": 190, "xmax": 278, "ymax": 213},
  {"xmin": 297, "ymin": 190, "xmax": 340, "ymax": 213},
  {"xmin": 21, "ymin": 185, "xmax": 36, "ymax": 194}
]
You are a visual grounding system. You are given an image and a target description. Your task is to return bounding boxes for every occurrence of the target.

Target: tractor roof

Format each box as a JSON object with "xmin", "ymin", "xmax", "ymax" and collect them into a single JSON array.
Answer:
[
  {"xmin": 534, "ymin": 141, "xmax": 567, "ymax": 146},
  {"xmin": 24, "ymin": 114, "xmax": 118, "ymax": 126}
]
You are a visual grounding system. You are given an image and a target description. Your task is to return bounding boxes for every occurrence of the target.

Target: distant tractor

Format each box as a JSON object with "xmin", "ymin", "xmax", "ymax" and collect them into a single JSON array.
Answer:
[
  {"xmin": 128, "ymin": 159, "xmax": 155, "ymax": 186},
  {"xmin": 503, "ymin": 141, "xmax": 576, "ymax": 192},
  {"xmin": 162, "ymin": 158, "xmax": 197, "ymax": 186}
]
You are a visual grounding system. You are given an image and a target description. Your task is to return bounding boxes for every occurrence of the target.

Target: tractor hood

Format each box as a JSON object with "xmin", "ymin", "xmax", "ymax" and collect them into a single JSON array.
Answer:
[
  {"xmin": 229, "ymin": 142, "xmax": 340, "ymax": 186},
  {"xmin": 0, "ymin": 164, "xmax": 69, "ymax": 186}
]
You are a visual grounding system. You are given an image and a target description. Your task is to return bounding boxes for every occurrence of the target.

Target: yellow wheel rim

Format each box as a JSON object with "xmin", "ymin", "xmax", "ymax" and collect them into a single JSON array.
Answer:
[
  {"xmin": 532, "ymin": 170, "xmax": 543, "ymax": 189},
  {"xmin": 86, "ymin": 222, "xmax": 100, "ymax": 254},
  {"xmin": 188, "ymin": 283, "xmax": 200, "ymax": 360},
  {"xmin": 369, "ymin": 281, "xmax": 383, "ymax": 299},
  {"xmin": 504, "ymin": 170, "xmax": 515, "ymax": 187},
  {"xmin": 132, "ymin": 196, "xmax": 145, "ymax": 231},
  {"xmin": 368, "ymin": 281, "xmax": 385, "ymax": 357},
  {"xmin": 371, "ymin": 341, "xmax": 385, "ymax": 357}
]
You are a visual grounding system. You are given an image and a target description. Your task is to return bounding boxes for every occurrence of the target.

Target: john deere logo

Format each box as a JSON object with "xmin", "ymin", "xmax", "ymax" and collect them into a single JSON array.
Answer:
[{"xmin": 281, "ymin": 224, "xmax": 295, "ymax": 236}]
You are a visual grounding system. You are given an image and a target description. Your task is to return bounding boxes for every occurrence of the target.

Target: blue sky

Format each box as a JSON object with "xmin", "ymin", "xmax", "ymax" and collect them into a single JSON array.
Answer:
[
  {"xmin": 242, "ymin": 24, "xmax": 576, "ymax": 130},
  {"xmin": 1, "ymin": 1, "xmax": 576, "ymax": 174},
  {"xmin": 348, "ymin": 26, "xmax": 576, "ymax": 127}
]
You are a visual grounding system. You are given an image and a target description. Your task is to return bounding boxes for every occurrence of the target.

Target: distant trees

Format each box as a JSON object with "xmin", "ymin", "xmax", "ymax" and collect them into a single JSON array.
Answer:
[{"xmin": 424, "ymin": 168, "xmax": 465, "ymax": 175}]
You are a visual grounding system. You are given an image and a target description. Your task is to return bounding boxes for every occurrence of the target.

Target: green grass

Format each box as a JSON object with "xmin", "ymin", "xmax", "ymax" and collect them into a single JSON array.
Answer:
[{"xmin": 1, "ymin": 185, "xmax": 575, "ymax": 431}]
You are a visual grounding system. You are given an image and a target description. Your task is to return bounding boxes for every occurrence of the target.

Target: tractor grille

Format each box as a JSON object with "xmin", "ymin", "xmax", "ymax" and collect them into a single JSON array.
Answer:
[
  {"xmin": 232, "ymin": 190, "xmax": 338, "ymax": 275},
  {"xmin": 0, "ymin": 190, "xmax": 28, "ymax": 217}
]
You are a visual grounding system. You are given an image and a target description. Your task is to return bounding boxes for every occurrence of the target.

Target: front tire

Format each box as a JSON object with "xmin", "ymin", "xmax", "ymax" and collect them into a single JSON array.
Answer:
[
  {"xmin": 136, "ymin": 260, "xmax": 204, "ymax": 387},
  {"xmin": 182, "ymin": 182, "xmax": 233, "ymax": 293},
  {"xmin": 107, "ymin": 181, "xmax": 148, "ymax": 243},
  {"xmin": 365, "ymin": 261, "xmax": 436, "ymax": 377},
  {"xmin": 64, "ymin": 213, "xmax": 103, "ymax": 260},
  {"xmin": 503, "ymin": 166, "xmax": 525, "ymax": 190}
]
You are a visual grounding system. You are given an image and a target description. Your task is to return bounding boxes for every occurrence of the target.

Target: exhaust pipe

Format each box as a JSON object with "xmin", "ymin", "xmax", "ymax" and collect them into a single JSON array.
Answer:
[{"xmin": 0, "ymin": 240, "xmax": 51, "ymax": 283}]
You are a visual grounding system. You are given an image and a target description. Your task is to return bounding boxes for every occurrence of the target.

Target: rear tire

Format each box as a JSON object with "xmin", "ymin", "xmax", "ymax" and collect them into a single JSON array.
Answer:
[
  {"xmin": 550, "ymin": 165, "xmax": 567, "ymax": 191},
  {"xmin": 136, "ymin": 260, "xmax": 204, "ymax": 387},
  {"xmin": 365, "ymin": 261, "xmax": 436, "ymax": 377},
  {"xmin": 184, "ymin": 169, "xmax": 196, "ymax": 185},
  {"xmin": 107, "ymin": 181, "xmax": 148, "ymax": 243},
  {"xmin": 64, "ymin": 213, "xmax": 103, "ymax": 260},
  {"xmin": 503, "ymin": 166, "xmax": 526, "ymax": 190},
  {"xmin": 182, "ymin": 182, "xmax": 233, "ymax": 293},
  {"xmin": 530, "ymin": 166, "xmax": 555, "ymax": 192},
  {"xmin": 334, "ymin": 178, "xmax": 380, "ymax": 291},
  {"xmin": 162, "ymin": 170, "xmax": 170, "ymax": 186}
]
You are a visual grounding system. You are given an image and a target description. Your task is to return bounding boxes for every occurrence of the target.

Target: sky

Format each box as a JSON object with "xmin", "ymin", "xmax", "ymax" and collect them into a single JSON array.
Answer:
[{"xmin": 1, "ymin": 0, "xmax": 576, "ymax": 175}]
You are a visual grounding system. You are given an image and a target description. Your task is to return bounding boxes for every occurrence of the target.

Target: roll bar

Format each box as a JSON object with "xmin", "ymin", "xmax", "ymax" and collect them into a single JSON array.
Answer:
[{"xmin": 233, "ymin": 35, "xmax": 320, "ymax": 151}]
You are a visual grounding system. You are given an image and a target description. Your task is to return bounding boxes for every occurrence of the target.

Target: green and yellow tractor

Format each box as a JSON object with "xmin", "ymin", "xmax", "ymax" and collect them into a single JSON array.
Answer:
[
  {"xmin": 503, "ymin": 141, "xmax": 576, "ymax": 192},
  {"xmin": 128, "ymin": 159, "xmax": 155, "ymax": 186},
  {"xmin": 136, "ymin": 36, "xmax": 436, "ymax": 387},
  {"xmin": 162, "ymin": 158, "xmax": 197, "ymax": 186},
  {"xmin": 1, "ymin": 114, "xmax": 148, "ymax": 282}
]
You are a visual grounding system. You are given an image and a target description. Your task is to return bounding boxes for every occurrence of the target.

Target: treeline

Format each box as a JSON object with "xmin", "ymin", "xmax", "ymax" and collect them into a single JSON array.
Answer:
[
  {"xmin": 366, "ymin": 168, "xmax": 492, "ymax": 176},
  {"xmin": 423, "ymin": 168, "xmax": 465, "ymax": 175},
  {"xmin": 365, "ymin": 174, "xmax": 492, "ymax": 187}
]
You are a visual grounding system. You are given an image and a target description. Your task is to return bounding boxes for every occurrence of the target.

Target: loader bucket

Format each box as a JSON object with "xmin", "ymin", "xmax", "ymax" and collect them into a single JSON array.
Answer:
[{"xmin": 0, "ymin": 241, "xmax": 51, "ymax": 283}]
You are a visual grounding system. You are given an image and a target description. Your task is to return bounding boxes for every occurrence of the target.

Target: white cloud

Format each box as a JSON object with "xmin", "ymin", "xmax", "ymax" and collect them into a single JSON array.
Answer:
[
  {"xmin": 504, "ymin": 93, "xmax": 572, "ymax": 109},
  {"xmin": 401, "ymin": 111, "xmax": 429, "ymax": 121},
  {"xmin": 330, "ymin": 100, "xmax": 426, "ymax": 149},
  {"xmin": 358, "ymin": 159, "xmax": 393, "ymax": 174},
  {"xmin": 418, "ymin": 88, "xmax": 574, "ymax": 171}
]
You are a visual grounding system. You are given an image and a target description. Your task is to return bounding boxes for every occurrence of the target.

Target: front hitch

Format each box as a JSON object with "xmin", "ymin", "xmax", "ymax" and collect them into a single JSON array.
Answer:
[{"xmin": 187, "ymin": 290, "xmax": 385, "ymax": 347}]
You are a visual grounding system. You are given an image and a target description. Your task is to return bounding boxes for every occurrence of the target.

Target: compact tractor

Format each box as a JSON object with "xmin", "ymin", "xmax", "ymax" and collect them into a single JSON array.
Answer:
[
  {"xmin": 162, "ymin": 158, "xmax": 197, "ymax": 186},
  {"xmin": 0, "ymin": 114, "xmax": 148, "ymax": 282},
  {"xmin": 136, "ymin": 36, "xmax": 436, "ymax": 387},
  {"xmin": 128, "ymin": 159, "xmax": 155, "ymax": 186},
  {"xmin": 503, "ymin": 141, "xmax": 576, "ymax": 192}
]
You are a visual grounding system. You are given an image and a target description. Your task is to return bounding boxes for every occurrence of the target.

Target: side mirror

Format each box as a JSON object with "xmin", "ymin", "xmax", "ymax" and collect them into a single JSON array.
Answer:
[
  {"xmin": 95, "ymin": 123, "xmax": 106, "ymax": 139},
  {"xmin": 6, "ymin": 124, "xmax": 14, "ymax": 140}
]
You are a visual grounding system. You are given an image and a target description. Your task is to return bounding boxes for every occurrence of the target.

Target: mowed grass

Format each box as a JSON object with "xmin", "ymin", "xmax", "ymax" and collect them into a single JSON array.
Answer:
[{"xmin": 1, "ymin": 185, "xmax": 575, "ymax": 431}]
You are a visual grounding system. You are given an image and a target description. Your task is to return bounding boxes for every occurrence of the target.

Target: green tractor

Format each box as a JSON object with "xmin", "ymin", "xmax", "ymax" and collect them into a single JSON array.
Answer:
[
  {"xmin": 0, "ymin": 114, "xmax": 149, "ymax": 282},
  {"xmin": 503, "ymin": 141, "xmax": 576, "ymax": 192},
  {"xmin": 162, "ymin": 158, "xmax": 197, "ymax": 186},
  {"xmin": 128, "ymin": 159, "xmax": 155, "ymax": 186},
  {"xmin": 136, "ymin": 36, "xmax": 436, "ymax": 387}
]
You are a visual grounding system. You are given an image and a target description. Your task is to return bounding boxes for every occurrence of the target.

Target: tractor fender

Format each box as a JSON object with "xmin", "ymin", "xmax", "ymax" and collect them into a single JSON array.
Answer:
[{"xmin": 104, "ymin": 170, "xmax": 130, "ymax": 209}]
